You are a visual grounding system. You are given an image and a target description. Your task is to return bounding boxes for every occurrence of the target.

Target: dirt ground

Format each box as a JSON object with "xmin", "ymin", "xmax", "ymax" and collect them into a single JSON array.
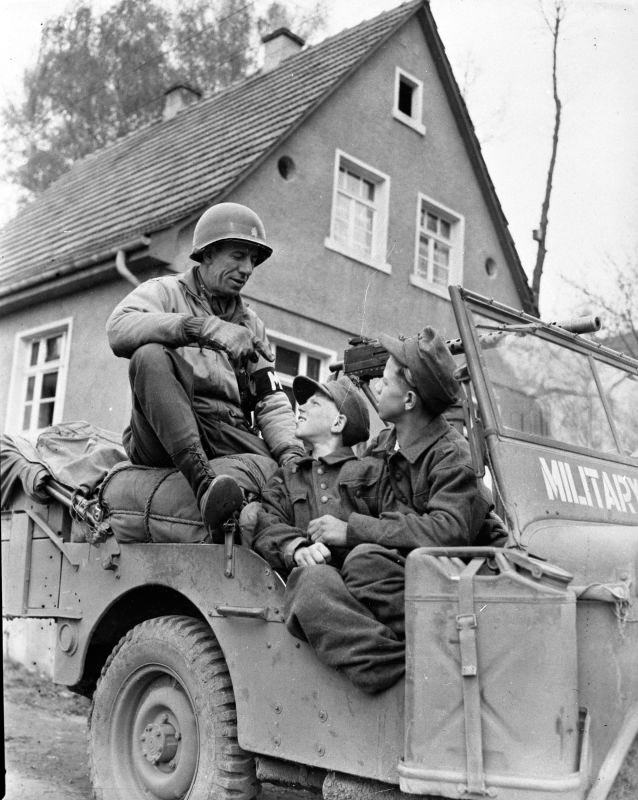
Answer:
[{"xmin": 3, "ymin": 658, "xmax": 638, "ymax": 800}]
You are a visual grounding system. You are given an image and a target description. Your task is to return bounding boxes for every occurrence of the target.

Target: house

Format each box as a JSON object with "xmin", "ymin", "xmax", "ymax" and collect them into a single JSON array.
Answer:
[{"xmin": 0, "ymin": 0, "xmax": 535, "ymax": 440}]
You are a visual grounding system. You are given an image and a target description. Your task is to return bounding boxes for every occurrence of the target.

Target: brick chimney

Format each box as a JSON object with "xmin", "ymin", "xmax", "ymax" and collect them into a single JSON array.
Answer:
[
  {"xmin": 162, "ymin": 84, "xmax": 202, "ymax": 121},
  {"xmin": 261, "ymin": 28, "xmax": 305, "ymax": 72}
]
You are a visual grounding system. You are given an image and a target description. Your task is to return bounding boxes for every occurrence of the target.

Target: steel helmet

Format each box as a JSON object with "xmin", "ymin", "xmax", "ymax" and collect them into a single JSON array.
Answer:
[{"xmin": 190, "ymin": 202, "xmax": 273, "ymax": 265}]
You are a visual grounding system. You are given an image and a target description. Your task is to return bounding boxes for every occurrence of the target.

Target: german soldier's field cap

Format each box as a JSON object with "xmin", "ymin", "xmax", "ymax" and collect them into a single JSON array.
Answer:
[
  {"xmin": 292, "ymin": 375, "xmax": 370, "ymax": 446},
  {"xmin": 378, "ymin": 326, "xmax": 459, "ymax": 416}
]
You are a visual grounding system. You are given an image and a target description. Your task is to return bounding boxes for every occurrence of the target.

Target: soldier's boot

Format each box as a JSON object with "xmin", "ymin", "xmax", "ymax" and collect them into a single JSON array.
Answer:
[{"xmin": 173, "ymin": 444, "xmax": 244, "ymax": 530}]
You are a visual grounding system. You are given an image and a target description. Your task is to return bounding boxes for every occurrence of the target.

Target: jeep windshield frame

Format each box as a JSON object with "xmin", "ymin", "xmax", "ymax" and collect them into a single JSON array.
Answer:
[
  {"xmin": 449, "ymin": 286, "xmax": 638, "ymax": 467},
  {"xmin": 450, "ymin": 286, "xmax": 638, "ymax": 537}
]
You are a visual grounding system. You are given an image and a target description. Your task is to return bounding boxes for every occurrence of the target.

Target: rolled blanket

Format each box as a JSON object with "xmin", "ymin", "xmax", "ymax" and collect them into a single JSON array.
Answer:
[{"xmin": 99, "ymin": 453, "xmax": 278, "ymax": 544}]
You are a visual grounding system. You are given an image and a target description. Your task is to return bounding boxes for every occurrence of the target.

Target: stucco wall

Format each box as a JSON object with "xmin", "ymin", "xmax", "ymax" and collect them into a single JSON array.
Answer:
[{"xmin": 230, "ymin": 15, "xmax": 523, "ymax": 343}]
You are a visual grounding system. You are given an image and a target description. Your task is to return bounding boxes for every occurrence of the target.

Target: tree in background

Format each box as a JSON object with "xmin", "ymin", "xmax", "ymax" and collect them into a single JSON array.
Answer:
[
  {"xmin": 2, "ymin": 0, "xmax": 325, "ymax": 197},
  {"xmin": 531, "ymin": 0, "xmax": 565, "ymax": 312},
  {"xmin": 565, "ymin": 251, "xmax": 638, "ymax": 359}
]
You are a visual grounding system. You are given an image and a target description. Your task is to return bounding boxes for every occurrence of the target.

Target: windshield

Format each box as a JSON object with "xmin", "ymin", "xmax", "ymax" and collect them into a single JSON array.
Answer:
[{"xmin": 479, "ymin": 331, "xmax": 638, "ymax": 458}]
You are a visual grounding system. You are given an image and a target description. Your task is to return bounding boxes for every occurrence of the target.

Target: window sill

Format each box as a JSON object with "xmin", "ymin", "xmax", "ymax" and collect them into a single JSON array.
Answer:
[
  {"xmin": 392, "ymin": 109, "xmax": 426, "ymax": 136},
  {"xmin": 324, "ymin": 237, "xmax": 392, "ymax": 274},
  {"xmin": 409, "ymin": 273, "xmax": 451, "ymax": 299}
]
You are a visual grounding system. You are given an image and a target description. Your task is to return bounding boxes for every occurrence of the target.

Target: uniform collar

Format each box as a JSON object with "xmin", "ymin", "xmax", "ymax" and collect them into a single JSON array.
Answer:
[
  {"xmin": 375, "ymin": 416, "xmax": 451, "ymax": 464},
  {"xmin": 179, "ymin": 266, "xmax": 246, "ymax": 321},
  {"xmin": 295, "ymin": 445, "xmax": 357, "ymax": 468}
]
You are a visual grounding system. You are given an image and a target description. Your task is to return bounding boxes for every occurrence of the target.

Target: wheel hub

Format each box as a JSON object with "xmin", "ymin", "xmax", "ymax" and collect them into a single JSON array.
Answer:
[{"xmin": 140, "ymin": 715, "xmax": 179, "ymax": 766}]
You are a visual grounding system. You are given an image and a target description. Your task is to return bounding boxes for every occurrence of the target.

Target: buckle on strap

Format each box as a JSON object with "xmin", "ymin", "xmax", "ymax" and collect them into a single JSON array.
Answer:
[{"xmin": 456, "ymin": 613, "xmax": 478, "ymax": 631}]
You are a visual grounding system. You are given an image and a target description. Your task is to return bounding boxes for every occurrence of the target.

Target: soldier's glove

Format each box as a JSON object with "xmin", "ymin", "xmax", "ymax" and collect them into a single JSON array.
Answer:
[{"xmin": 198, "ymin": 318, "xmax": 274, "ymax": 364}]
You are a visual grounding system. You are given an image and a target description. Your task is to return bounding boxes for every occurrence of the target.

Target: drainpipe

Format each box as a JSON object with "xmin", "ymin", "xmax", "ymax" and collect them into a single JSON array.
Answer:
[{"xmin": 115, "ymin": 249, "xmax": 140, "ymax": 287}]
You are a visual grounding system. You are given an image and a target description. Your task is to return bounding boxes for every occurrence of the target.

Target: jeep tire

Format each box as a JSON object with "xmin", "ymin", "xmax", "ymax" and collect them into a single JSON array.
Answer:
[{"xmin": 88, "ymin": 614, "xmax": 257, "ymax": 800}]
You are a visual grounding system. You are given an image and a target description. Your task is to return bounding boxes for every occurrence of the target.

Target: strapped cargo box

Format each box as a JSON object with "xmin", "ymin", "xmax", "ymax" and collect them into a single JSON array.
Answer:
[{"xmin": 400, "ymin": 547, "xmax": 591, "ymax": 800}]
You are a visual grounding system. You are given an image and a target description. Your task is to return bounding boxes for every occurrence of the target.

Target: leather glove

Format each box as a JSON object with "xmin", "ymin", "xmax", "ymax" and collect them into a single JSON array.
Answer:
[{"xmin": 198, "ymin": 318, "xmax": 274, "ymax": 364}]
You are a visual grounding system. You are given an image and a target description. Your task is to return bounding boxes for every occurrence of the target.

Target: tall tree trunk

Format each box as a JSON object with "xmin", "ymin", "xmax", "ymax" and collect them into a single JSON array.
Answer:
[{"xmin": 532, "ymin": 2, "xmax": 564, "ymax": 312}]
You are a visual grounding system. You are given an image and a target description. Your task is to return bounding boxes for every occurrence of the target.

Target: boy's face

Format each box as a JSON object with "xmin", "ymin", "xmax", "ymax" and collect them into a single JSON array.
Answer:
[
  {"xmin": 295, "ymin": 392, "xmax": 340, "ymax": 444},
  {"xmin": 375, "ymin": 355, "xmax": 412, "ymax": 423}
]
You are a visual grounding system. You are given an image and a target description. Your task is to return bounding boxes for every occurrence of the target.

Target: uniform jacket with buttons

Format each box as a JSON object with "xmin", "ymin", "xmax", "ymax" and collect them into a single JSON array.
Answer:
[
  {"xmin": 106, "ymin": 266, "xmax": 302, "ymax": 462},
  {"xmin": 346, "ymin": 416, "xmax": 502, "ymax": 551},
  {"xmin": 251, "ymin": 446, "xmax": 389, "ymax": 572}
]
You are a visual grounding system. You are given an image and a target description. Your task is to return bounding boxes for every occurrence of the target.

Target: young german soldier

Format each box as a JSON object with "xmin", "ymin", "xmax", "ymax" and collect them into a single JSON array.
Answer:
[
  {"xmin": 283, "ymin": 326, "xmax": 506, "ymax": 695},
  {"xmin": 247, "ymin": 375, "xmax": 385, "ymax": 572}
]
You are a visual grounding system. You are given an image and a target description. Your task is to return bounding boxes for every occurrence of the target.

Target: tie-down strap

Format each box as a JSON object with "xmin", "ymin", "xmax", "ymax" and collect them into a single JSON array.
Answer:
[{"xmin": 457, "ymin": 557, "xmax": 489, "ymax": 797}]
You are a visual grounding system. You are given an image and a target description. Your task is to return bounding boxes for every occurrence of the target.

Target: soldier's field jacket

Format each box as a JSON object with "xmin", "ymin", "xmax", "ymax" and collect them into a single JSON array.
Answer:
[
  {"xmin": 251, "ymin": 446, "xmax": 388, "ymax": 572},
  {"xmin": 345, "ymin": 416, "xmax": 505, "ymax": 552},
  {"xmin": 106, "ymin": 266, "xmax": 302, "ymax": 463}
]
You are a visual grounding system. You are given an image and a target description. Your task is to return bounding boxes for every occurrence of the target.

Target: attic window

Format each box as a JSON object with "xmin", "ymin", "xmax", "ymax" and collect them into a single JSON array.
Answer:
[{"xmin": 393, "ymin": 67, "xmax": 425, "ymax": 135}]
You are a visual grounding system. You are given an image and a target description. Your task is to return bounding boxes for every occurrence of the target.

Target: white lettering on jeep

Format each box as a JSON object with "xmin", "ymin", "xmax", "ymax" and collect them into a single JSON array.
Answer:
[{"xmin": 539, "ymin": 457, "xmax": 638, "ymax": 514}]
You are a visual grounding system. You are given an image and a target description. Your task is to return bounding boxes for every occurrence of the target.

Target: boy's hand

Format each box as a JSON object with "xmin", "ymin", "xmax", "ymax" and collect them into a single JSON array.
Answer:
[
  {"xmin": 308, "ymin": 515, "xmax": 348, "ymax": 547},
  {"xmin": 294, "ymin": 542, "xmax": 331, "ymax": 566}
]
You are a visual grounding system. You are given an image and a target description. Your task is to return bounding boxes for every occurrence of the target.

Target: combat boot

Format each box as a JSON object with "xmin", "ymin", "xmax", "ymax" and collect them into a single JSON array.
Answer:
[{"xmin": 173, "ymin": 443, "xmax": 244, "ymax": 529}]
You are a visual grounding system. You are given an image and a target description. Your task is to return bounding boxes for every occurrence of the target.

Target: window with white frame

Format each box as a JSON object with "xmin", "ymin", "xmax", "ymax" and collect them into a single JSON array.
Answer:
[
  {"xmin": 324, "ymin": 150, "xmax": 391, "ymax": 273},
  {"xmin": 6, "ymin": 320, "xmax": 72, "ymax": 435},
  {"xmin": 269, "ymin": 333, "xmax": 336, "ymax": 410},
  {"xmin": 393, "ymin": 67, "xmax": 426, "ymax": 135},
  {"xmin": 412, "ymin": 195, "xmax": 464, "ymax": 297}
]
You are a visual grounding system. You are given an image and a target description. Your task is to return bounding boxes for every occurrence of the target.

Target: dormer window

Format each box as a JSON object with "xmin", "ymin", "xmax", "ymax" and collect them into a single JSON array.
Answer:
[{"xmin": 393, "ymin": 67, "xmax": 425, "ymax": 135}]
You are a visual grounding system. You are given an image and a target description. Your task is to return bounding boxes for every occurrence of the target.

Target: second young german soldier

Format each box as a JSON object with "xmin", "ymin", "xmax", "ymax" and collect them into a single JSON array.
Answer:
[{"xmin": 106, "ymin": 202, "xmax": 303, "ymax": 530}]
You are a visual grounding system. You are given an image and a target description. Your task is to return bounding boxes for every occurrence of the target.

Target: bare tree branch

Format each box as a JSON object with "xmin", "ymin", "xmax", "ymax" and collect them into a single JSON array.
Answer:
[{"xmin": 532, "ymin": 0, "xmax": 565, "ymax": 312}]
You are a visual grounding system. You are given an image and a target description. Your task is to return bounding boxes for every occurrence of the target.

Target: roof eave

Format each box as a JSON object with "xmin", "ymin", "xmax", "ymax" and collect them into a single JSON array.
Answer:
[{"xmin": 417, "ymin": 2, "xmax": 537, "ymax": 316}]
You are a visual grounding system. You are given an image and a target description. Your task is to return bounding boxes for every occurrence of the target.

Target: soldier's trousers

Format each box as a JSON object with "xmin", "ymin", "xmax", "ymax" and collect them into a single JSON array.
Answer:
[
  {"xmin": 123, "ymin": 342, "xmax": 271, "ymax": 467},
  {"xmin": 284, "ymin": 543, "xmax": 407, "ymax": 694}
]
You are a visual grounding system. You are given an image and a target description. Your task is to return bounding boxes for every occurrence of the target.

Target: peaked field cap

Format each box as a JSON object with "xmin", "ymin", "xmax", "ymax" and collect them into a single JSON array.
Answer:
[
  {"xmin": 293, "ymin": 375, "xmax": 370, "ymax": 446},
  {"xmin": 379, "ymin": 326, "xmax": 459, "ymax": 416}
]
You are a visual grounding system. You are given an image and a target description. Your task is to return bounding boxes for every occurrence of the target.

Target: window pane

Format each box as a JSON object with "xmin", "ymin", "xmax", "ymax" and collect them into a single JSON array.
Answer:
[
  {"xmin": 45, "ymin": 335, "xmax": 62, "ymax": 362},
  {"xmin": 426, "ymin": 212, "xmax": 438, "ymax": 232},
  {"xmin": 596, "ymin": 362, "xmax": 638, "ymax": 457},
  {"xmin": 22, "ymin": 405, "xmax": 32, "ymax": 430},
  {"xmin": 276, "ymin": 346, "xmax": 300, "ymax": 376},
  {"xmin": 41, "ymin": 371, "xmax": 58, "ymax": 399},
  {"xmin": 398, "ymin": 80, "xmax": 414, "ymax": 116},
  {"xmin": 433, "ymin": 241, "xmax": 450, "ymax": 267},
  {"xmin": 345, "ymin": 170, "xmax": 359, "ymax": 196},
  {"xmin": 440, "ymin": 220, "xmax": 451, "ymax": 239},
  {"xmin": 338, "ymin": 166, "xmax": 347, "ymax": 189},
  {"xmin": 361, "ymin": 178, "xmax": 375, "ymax": 202},
  {"xmin": 25, "ymin": 375, "xmax": 35, "ymax": 402},
  {"xmin": 482, "ymin": 333, "xmax": 617, "ymax": 452},
  {"xmin": 38, "ymin": 401, "xmax": 55, "ymax": 429},
  {"xmin": 30, "ymin": 341, "xmax": 40, "ymax": 366},
  {"xmin": 307, "ymin": 357, "xmax": 321, "ymax": 381}
]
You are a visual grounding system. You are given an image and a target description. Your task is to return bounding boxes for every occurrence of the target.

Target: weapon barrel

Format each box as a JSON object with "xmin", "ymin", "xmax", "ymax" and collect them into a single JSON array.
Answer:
[{"xmin": 549, "ymin": 315, "xmax": 601, "ymax": 334}]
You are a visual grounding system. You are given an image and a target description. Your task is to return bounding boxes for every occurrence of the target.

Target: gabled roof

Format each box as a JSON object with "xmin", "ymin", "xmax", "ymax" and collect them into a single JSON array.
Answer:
[
  {"xmin": 0, "ymin": 0, "xmax": 534, "ymax": 312},
  {"xmin": 0, "ymin": 0, "xmax": 421, "ymax": 297}
]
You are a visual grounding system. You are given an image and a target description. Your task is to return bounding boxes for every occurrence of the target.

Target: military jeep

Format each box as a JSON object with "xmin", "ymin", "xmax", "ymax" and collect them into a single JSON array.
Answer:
[{"xmin": 2, "ymin": 285, "xmax": 637, "ymax": 800}]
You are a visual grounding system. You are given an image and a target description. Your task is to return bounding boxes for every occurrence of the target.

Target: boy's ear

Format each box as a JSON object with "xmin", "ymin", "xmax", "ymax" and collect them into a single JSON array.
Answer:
[
  {"xmin": 331, "ymin": 413, "xmax": 347, "ymax": 435},
  {"xmin": 404, "ymin": 390, "xmax": 418, "ymax": 411}
]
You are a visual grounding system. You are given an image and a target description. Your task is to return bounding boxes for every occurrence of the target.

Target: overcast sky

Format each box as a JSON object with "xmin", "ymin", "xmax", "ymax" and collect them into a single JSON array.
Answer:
[{"xmin": 1, "ymin": 0, "xmax": 636, "ymax": 319}]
